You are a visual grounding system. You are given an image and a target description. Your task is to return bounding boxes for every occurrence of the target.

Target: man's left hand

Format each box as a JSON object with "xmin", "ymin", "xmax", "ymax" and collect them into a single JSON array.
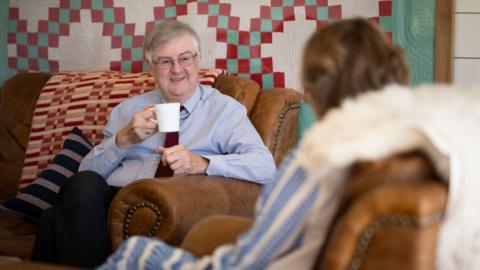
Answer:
[{"xmin": 157, "ymin": 145, "xmax": 209, "ymax": 176}]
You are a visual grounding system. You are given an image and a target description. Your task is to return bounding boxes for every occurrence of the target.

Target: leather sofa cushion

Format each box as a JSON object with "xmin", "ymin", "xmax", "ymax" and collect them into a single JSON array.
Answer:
[{"xmin": 0, "ymin": 211, "xmax": 37, "ymax": 259}]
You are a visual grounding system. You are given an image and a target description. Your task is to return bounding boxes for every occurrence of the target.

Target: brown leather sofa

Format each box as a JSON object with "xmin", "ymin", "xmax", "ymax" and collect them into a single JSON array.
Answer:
[
  {"xmin": 0, "ymin": 72, "xmax": 301, "ymax": 260},
  {"xmin": 179, "ymin": 152, "xmax": 448, "ymax": 270},
  {"xmin": 1, "ymin": 72, "xmax": 448, "ymax": 269}
]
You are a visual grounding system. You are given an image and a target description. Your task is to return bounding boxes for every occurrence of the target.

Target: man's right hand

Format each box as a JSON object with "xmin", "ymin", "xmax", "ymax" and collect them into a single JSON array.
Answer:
[{"xmin": 116, "ymin": 104, "xmax": 158, "ymax": 148}]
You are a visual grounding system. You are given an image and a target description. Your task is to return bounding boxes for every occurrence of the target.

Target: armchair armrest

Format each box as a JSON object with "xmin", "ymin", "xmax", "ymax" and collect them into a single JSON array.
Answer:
[
  {"xmin": 319, "ymin": 180, "xmax": 447, "ymax": 270},
  {"xmin": 180, "ymin": 215, "xmax": 253, "ymax": 257},
  {"xmin": 108, "ymin": 175, "xmax": 261, "ymax": 252}
]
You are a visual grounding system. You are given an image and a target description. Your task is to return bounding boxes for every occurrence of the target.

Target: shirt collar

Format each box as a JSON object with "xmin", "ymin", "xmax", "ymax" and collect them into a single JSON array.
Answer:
[
  {"xmin": 157, "ymin": 84, "xmax": 202, "ymax": 115},
  {"xmin": 180, "ymin": 84, "xmax": 202, "ymax": 115}
]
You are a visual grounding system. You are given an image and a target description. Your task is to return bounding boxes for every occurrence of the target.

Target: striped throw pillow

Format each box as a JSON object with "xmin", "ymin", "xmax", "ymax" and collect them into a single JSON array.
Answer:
[{"xmin": 0, "ymin": 127, "xmax": 92, "ymax": 220}]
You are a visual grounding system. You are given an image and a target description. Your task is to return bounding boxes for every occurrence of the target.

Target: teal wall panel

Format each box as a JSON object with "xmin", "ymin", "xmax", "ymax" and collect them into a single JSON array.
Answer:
[{"xmin": 387, "ymin": 0, "xmax": 435, "ymax": 85}]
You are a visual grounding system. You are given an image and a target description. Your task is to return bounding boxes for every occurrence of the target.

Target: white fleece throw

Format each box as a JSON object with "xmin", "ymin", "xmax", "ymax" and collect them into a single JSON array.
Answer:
[{"xmin": 291, "ymin": 84, "xmax": 480, "ymax": 270}]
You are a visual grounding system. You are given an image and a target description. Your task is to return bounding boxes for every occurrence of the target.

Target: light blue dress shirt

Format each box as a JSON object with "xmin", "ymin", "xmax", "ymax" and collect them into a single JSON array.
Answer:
[{"xmin": 79, "ymin": 84, "xmax": 276, "ymax": 186}]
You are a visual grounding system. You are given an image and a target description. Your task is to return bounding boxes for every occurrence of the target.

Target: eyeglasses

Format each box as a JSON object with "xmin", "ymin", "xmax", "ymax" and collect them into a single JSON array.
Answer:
[{"xmin": 151, "ymin": 52, "xmax": 198, "ymax": 70}]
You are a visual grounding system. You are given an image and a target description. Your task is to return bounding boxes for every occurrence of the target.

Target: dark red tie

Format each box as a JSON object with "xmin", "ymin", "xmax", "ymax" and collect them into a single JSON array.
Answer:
[
  {"xmin": 154, "ymin": 106, "xmax": 184, "ymax": 177},
  {"xmin": 154, "ymin": 131, "xmax": 178, "ymax": 177}
]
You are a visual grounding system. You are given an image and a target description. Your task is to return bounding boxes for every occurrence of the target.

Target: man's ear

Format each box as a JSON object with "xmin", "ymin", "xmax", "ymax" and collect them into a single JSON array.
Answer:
[{"xmin": 144, "ymin": 53, "xmax": 153, "ymax": 69}]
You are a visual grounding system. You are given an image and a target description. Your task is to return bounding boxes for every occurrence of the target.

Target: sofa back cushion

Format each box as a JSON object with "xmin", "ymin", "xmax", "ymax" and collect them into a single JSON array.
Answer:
[
  {"xmin": 212, "ymin": 75, "xmax": 260, "ymax": 115},
  {"xmin": 17, "ymin": 69, "xmax": 226, "ymax": 191}
]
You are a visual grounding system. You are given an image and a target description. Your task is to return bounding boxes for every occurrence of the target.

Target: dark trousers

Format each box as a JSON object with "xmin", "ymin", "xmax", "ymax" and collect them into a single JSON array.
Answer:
[{"xmin": 31, "ymin": 171, "xmax": 121, "ymax": 268}]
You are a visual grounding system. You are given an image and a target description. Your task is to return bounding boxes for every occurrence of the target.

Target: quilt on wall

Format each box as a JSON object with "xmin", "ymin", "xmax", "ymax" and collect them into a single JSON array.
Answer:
[{"xmin": 8, "ymin": 0, "xmax": 418, "ymax": 90}]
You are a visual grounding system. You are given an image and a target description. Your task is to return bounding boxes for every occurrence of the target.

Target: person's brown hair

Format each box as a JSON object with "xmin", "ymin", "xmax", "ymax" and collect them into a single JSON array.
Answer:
[{"xmin": 302, "ymin": 18, "xmax": 410, "ymax": 116}]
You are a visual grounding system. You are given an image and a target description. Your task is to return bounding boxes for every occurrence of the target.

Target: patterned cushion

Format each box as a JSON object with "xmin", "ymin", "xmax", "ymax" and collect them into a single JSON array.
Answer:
[
  {"xmin": 17, "ymin": 69, "xmax": 226, "ymax": 191},
  {"xmin": 198, "ymin": 68, "xmax": 228, "ymax": 87},
  {"xmin": 1, "ymin": 127, "xmax": 93, "ymax": 220}
]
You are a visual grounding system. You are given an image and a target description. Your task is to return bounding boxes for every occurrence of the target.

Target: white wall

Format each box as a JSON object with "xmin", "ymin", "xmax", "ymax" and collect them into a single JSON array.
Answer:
[{"xmin": 454, "ymin": 0, "xmax": 480, "ymax": 86}]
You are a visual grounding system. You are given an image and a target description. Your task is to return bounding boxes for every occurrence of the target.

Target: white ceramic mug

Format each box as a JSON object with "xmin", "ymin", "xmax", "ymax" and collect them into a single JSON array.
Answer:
[{"xmin": 153, "ymin": 103, "xmax": 180, "ymax": 132}]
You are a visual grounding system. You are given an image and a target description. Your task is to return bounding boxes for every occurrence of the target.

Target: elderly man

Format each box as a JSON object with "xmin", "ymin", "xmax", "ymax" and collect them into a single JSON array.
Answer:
[{"xmin": 31, "ymin": 20, "xmax": 275, "ymax": 268}]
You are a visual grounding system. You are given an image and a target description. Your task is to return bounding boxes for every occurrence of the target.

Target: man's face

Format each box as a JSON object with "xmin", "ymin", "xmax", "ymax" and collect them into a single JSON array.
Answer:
[{"xmin": 149, "ymin": 34, "xmax": 200, "ymax": 103}]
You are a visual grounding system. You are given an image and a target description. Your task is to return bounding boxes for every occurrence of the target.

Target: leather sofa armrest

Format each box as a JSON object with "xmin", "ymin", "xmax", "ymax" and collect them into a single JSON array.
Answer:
[
  {"xmin": 318, "ymin": 180, "xmax": 447, "ymax": 270},
  {"xmin": 0, "ymin": 72, "xmax": 52, "ymax": 202},
  {"xmin": 108, "ymin": 175, "xmax": 261, "ymax": 252},
  {"xmin": 250, "ymin": 88, "xmax": 302, "ymax": 165},
  {"xmin": 180, "ymin": 215, "xmax": 253, "ymax": 257}
]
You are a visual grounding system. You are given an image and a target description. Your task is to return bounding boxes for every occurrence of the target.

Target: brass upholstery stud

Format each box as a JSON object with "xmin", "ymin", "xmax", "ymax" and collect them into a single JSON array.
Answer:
[
  {"xmin": 123, "ymin": 202, "xmax": 163, "ymax": 240},
  {"xmin": 272, "ymin": 104, "xmax": 300, "ymax": 155}
]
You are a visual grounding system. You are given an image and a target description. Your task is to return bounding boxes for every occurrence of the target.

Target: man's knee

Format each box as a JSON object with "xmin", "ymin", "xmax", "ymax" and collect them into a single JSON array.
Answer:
[
  {"xmin": 59, "ymin": 171, "xmax": 111, "ymax": 205},
  {"xmin": 37, "ymin": 206, "xmax": 58, "ymax": 228}
]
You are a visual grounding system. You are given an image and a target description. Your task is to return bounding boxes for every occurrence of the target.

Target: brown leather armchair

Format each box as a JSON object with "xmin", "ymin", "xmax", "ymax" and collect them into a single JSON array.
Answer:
[
  {"xmin": 0, "ymin": 72, "xmax": 302, "ymax": 259},
  {"xmin": 179, "ymin": 152, "xmax": 448, "ymax": 270}
]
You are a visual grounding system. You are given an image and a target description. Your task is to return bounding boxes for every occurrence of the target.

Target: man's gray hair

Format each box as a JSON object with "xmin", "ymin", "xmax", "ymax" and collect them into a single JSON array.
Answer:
[{"xmin": 144, "ymin": 20, "xmax": 201, "ymax": 63}]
